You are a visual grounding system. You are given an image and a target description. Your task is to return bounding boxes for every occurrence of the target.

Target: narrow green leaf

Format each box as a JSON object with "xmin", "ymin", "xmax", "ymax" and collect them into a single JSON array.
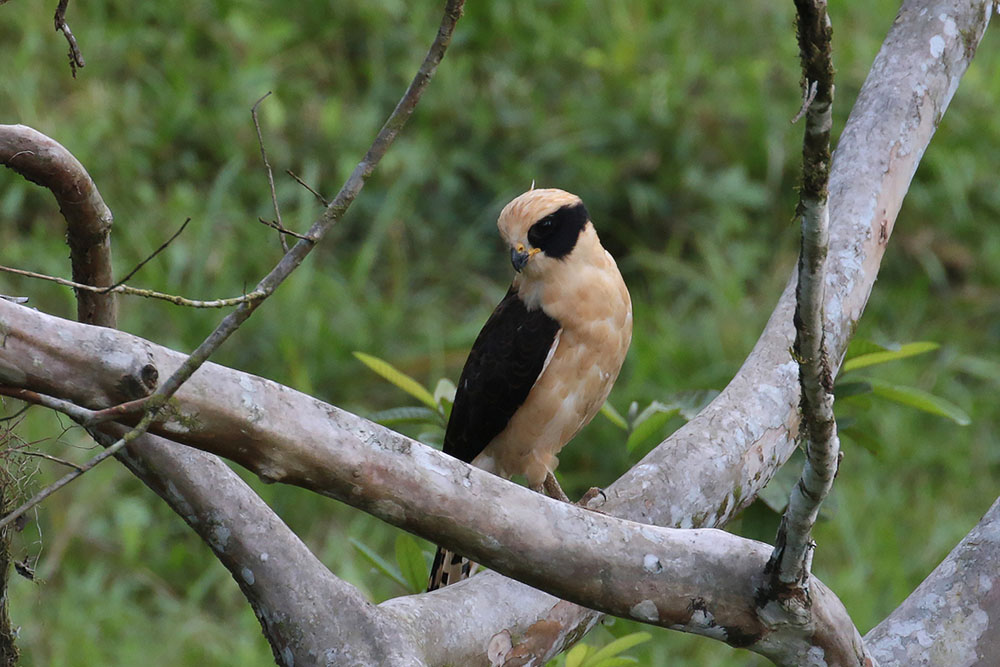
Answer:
[
  {"xmin": 583, "ymin": 632, "xmax": 652, "ymax": 666},
  {"xmin": 625, "ymin": 407, "xmax": 678, "ymax": 453},
  {"xmin": 756, "ymin": 450, "xmax": 804, "ymax": 514},
  {"xmin": 591, "ymin": 658, "xmax": 639, "ymax": 667},
  {"xmin": 842, "ymin": 341, "xmax": 939, "ymax": 372},
  {"xmin": 395, "ymin": 534, "xmax": 428, "ymax": 594},
  {"xmin": 349, "ymin": 537, "xmax": 409, "ymax": 590},
  {"xmin": 866, "ymin": 378, "xmax": 971, "ymax": 425},
  {"xmin": 353, "ymin": 351, "xmax": 437, "ymax": 409},
  {"xmin": 667, "ymin": 389, "xmax": 720, "ymax": 420},
  {"xmin": 834, "ymin": 381, "xmax": 873, "ymax": 400},
  {"xmin": 564, "ymin": 643, "xmax": 591, "ymax": 667},
  {"xmin": 953, "ymin": 355, "xmax": 1000, "ymax": 384},
  {"xmin": 845, "ymin": 338, "xmax": 890, "ymax": 359},
  {"xmin": 369, "ymin": 406, "xmax": 441, "ymax": 426},
  {"xmin": 839, "ymin": 425, "xmax": 883, "ymax": 457},
  {"xmin": 600, "ymin": 402, "xmax": 628, "ymax": 430}
]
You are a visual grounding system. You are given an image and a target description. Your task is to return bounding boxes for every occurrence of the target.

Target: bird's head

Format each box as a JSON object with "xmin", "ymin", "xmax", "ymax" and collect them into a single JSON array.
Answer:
[{"xmin": 497, "ymin": 188, "xmax": 592, "ymax": 277}]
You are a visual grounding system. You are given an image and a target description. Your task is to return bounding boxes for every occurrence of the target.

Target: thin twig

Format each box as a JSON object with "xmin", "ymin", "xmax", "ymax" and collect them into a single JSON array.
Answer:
[
  {"xmin": 0, "ymin": 0, "xmax": 467, "ymax": 529},
  {"xmin": 251, "ymin": 92, "xmax": 289, "ymax": 252},
  {"xmin": 791, "ymin": 80, "xmax": 819, "ymax": 124},
  {"xmin": 766, "ymin": 0, "xmax": 837, "ymax": 592},
  {"xmin": 0, "ymin": 412, "xmax": 155, "ymax": 531},
  {"xmin": 0, "ymin": 387, "xmax": 99, "ymax": 424},
  {"xmin": 105, "ymin": 218, "xmax": 191, "ymax": 291},
  {"xmin": 18, "ymin": 450, "xmax": 83, "ymax": 472},
  {"xmin": 257, "ymin": 217, "xmax": 312, "ymax": 241},
  {"xmin": 287, "ymin": 170, "xmax": 330, "ymax": 207},
  {"xmin": 0, "ymin": 264, "xmax": 265, "ymax": 308},
  {"xmin": 53, "ymin": 0, "xmax": 85, "ymax": 77},
  {"xmin": 0, "ymin": 405, "xmax": 31, "ymax": 423}
]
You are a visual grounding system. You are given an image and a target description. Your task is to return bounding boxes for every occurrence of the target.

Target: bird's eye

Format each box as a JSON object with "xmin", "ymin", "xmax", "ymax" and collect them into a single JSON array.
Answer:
[{"xmin": 540, "ymin": 217, "xmax": 554, "ymax": 228}]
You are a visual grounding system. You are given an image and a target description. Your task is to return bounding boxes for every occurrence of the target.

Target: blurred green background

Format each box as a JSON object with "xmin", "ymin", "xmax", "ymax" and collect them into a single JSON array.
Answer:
[{"xmin": 1, "ymin": 1, "xmax": 998, "ymax": 664}]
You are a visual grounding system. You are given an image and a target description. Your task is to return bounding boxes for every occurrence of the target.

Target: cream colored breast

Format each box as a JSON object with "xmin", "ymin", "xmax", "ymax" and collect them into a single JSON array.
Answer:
[{"xmin": 479, "ymin": 246, "xmax": 632, "ymax": 486}]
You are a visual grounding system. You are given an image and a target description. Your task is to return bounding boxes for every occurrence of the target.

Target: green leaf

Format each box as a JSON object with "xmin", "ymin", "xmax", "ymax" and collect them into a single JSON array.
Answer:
[
  {"xmin": 583, "ymin": 632, "xmax": 652, "ymax": 666},
  {"xmin": 395, "ymin": 534, "xmax": 427, "ymax": 594},
  {"xmin": 625, "ymin": 403, "xmax": 679, "ymax": 452},
  {"xmin": 369, "ymin": 406, "xmax": 442, "ymax": 426},
  {"xmin": 600, "ymin": 401, "xmax": 628, "ymax": 430},
  {"xmin": 349, "ymin": 537, "xmax": 409, "ymax": 590},
  {"xmin": 834, "ymin": 381, "xmax": 873, "ymax": 400},
  {"xmin": 591, "ymin": 658, "xmax": 639, "ymax": 667},
  {"xmin": 756, "ymin": 449, "xmax": 804, "ymax": 514},
  {"xmin": 353, "ymin": 351, "xmax": 437, "ymax": 409},
  {"xmin": 564, "ymin": 643, "xmax": 592, "ymax": 667},
  {"xmin": 953, "ymin": 355, "xmax": 1000, "ymax": 384},
  {"xmin": 667, "ymin": 389, "xmax": 720, "ymax": 420},
  {"xmin": 865, "ymin": 378, "xmax": 971, "ymax": 425},
  {"xmin": 844, "ymin": 338, "xmax": 890, "ymax": 359},
  {"xmin": 839, "ymin": 425, "xmax": 883, "ymax": 457},
  {"xmin": 842, "ymin": 341, "xmax": 939, "ymax": 373}
]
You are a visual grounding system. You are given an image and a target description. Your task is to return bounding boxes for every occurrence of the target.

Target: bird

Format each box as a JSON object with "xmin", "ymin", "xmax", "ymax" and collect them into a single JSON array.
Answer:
[{"xmin": 427, "ymin": 187, "xmax": 632, "ymax": 590}]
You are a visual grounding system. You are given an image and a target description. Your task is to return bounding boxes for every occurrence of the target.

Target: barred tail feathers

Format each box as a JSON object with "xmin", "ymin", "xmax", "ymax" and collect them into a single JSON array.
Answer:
[{"xmin": 427, "ymin": 546, "xmax": 475, "ymax": 591}]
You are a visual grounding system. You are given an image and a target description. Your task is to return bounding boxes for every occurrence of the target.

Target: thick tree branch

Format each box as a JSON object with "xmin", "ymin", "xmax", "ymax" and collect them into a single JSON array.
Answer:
[
  {"xmin": 375, "ymin": 0, "xmax": 995, "ymax": 663},
  {"xmin": 0, "ymin": 125, "xmax": 115, "ymax": 325},
  {"xmin": 0, "ymin": 123, "xmax": 393, "ymax": 664},
  {"xmin": 2, "ymin": 3, "xmax": 465, "ymax": 663},
  {"xmin": 0, "ymin": 299, "xmax": 868, "ymax": 665},
  {"xmin": 0, "ymin": 0, "xmax": 992, "ymax": 664},
  {"xmin": 865, "ymin": 496, "xmax": 1000, "ymax": 666}
]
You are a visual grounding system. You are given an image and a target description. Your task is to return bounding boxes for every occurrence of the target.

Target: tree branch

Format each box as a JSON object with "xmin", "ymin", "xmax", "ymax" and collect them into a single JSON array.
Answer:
[
  {"xmin": 53, "ymin": 0, "xmax": 84, "ymax": 77},
  {"xmin": 0, "ymin": 263, "xmax": 266, "ymax": 308},
  {"xmin": 865, "ymin": 495, "xmax": 1000, "ymax": 666},
  {"xmin": 0, "ymin": 298, "xmax": 869, "ymax": 665},
  {"xmin": 766, "ymin": 0, "xmax": 838, "ymax": 594},
  {"xmin": 375, "ymin": 0, "xmax": 996, "ymax": 662},
  {"xmin": 0, "ymin": 124, "xmax": 115, "ymax": 325}
]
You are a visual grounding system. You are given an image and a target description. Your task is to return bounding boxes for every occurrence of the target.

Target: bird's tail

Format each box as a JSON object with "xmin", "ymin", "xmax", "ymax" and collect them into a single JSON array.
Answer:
[{"xmin": 426, "ymin": 545, "xmax": 475, "ymax": 591}]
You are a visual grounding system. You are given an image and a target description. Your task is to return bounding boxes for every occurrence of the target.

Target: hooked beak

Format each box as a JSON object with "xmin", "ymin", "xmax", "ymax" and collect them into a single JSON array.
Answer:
[{"xmin": 510, "ymin": 244, "xmax": 539, "ymax": 273}]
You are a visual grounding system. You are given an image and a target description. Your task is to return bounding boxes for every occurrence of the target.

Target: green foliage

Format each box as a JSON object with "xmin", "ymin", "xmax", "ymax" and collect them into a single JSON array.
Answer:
[
  {"xmin": 353, "ymin": 351, "xmax": 439, "ymax": 411},
  {"xmin": 1, "ymin": 0, "xmax": 998, "ymax": 665},
  {"xmin": 549, "ymin": 631, "xmax": 652, "ymax": 667}
]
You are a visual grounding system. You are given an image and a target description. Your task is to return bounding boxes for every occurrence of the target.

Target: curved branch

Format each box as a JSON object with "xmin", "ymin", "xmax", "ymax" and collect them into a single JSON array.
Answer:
[
  {"xmin": 0, "ymin": 298, "xmax": 867, "ymax": 665},
  {"xmin": 381, "ymin": 0, "xmax": 995, "ymax": 662},
  {"xmin": 0, "ymin": 124, "xmax": 116, "ymax": 325},
  {"xmin": 865, "ymin": 496, "xmax": 1000, "ymax": 666}
]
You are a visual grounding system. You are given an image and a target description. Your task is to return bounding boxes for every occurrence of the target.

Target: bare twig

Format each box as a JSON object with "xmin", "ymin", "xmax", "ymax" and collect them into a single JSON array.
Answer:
[
  {"xmin": 791, "ymin": 80, "xmax": 819, "ymax": 124},
  {"xmin": 53, "ymin": 0, "xmax": 85, "ymax": 77},
  {"xmin": 0, "ymin": 405, "xmax": 30, "ymax": 423},
  {"xmin": 766, "ymin": 0, "xmax": 837, "ymax": 593},
  {"xmin": 0, "ymin": 412, "xmax": 155, "ymax": 531},
  {"xmin": 0, "ymin": 264, "xmax": 265, "ymax": 308},
  {"xmin": 287, "ymin": 170, "xmax": 330, "ymax": 207},
  {"xmin": 0, "ymin": 0, "xmax": 466, "ymax": 531},
  {"xmin": 251, "ymin": 92, "xmax": 289, "ymax": 252},
  {"xmin": 0, "ymin": 387, "xmax": 147, "ymax": 426},
  {"xmin": 257, "ymin": 217, "xmax": 311, "ymax": 241},
  {"xmin": 106, "ymin": 218, "xmax": 191, "ymax": 291},
  {"xmin": 18, "ymin": 451, "xmax": 83, "ymax": 472}
]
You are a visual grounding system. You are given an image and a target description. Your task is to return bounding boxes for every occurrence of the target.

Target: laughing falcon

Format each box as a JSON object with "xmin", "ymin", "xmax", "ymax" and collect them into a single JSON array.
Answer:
[{"xmin": 427, "ymin": 188, "xmax": 632, "ymax": 590}]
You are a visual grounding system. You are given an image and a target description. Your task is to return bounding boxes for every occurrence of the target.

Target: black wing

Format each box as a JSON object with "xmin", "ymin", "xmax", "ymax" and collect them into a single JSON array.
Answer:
[{"xmin": 444, "ymin": 286, "xmax": 561, "ymax": 463}]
